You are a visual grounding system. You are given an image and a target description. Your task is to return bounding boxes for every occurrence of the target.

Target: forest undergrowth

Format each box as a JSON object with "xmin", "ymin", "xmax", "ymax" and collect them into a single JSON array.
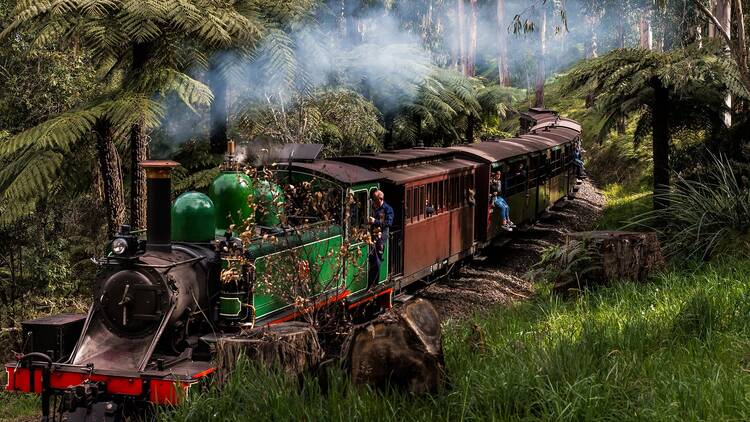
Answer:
[{"xmin": 162, "ymin": 258, "xmax": 750, "ymax": 421}]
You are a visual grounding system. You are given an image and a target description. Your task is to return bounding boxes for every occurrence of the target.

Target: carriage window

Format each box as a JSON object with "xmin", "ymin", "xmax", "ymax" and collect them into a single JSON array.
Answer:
[
  {"xmin": 406, "ymin": 188, "xmax": 413, "ymax": 222},
  {"xmin": 451, "ymin": 176, "xmax": 460, "ymax": 209},
  {"xmin": 505, "ymin": 162, "xmax": 528, "ymax": 196},
  {"xmin": 438, "ymin": 180, "xmax": 445, "ymax": 212},
  {"xmin": 348, "ymin": 190, "xmax": 368, "ymax": 238},
  {"xmin": 409, "ymin": 188, "xmax": 417, "ymax": 223},
  {"xmin": 418, "ymin": 186, "xmax": 425, "ymax": 220}
]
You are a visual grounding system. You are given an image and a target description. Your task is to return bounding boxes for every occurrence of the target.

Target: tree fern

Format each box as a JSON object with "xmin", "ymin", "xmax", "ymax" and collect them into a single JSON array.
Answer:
[{"xmin": 0, "ymin": 109, "xmax": 99, "ymax": 155}]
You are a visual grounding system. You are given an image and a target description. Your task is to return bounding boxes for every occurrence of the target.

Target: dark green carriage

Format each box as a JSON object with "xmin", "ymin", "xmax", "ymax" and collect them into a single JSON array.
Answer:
[{"xmin": 211, "ymin": 161, "xmax": 384, "ymax": 321}]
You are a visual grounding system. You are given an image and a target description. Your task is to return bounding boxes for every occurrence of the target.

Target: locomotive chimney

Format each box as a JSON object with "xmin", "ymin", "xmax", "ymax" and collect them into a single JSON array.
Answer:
[{"xmin": 140, "ymin": 160, "xmax": 179, "ymax": 251}]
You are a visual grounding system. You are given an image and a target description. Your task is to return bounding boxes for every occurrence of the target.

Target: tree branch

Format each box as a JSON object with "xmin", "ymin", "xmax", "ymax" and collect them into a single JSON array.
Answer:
[
  {"xmin": 693, "ymin": 0, "xmax": 731, "ymax": 45},
  {"xmin": 734, "ymin": 0, "xmax": 747, "ymax": 69},
  {"xmin": 694, "ymin": 0, "xmax": 750, "ymax": 92}
]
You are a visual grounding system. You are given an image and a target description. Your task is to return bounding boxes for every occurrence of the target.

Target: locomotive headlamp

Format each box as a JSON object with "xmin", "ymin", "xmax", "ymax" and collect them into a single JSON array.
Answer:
[{"xmin": 112, "ymin": 238, "xmax": 128, "ymax": 255}]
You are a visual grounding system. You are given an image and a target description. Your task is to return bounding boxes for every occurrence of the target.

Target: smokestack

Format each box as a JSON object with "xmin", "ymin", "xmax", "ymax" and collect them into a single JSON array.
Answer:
[{"xmin": 140, "ymin": 160, "xmax": 179, "ymax": 251}]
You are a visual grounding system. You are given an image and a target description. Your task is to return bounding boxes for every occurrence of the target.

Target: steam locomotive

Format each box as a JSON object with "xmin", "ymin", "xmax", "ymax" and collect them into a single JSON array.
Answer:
[{"xmin": 4, "ymin": 108, "xmax": 582, "ymax": 421}]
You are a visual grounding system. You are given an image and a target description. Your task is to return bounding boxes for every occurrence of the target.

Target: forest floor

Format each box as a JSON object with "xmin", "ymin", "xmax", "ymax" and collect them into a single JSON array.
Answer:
[{"xmin": 419, "ymin": 179, "xmax": 605, "ymax": 321}]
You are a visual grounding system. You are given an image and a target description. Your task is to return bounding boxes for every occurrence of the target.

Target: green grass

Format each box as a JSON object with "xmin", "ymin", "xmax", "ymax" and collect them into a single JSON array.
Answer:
[
  {"xmin": 163, "ymin": 257, "xmax": 750, "ymax": 421},
  {"xmin": 597, "ymin": 183, "xmax": 652, "ymax": 230},
  {"xmin": 0, "ymin": 392, "xmax": 38, "ymax": 421}
]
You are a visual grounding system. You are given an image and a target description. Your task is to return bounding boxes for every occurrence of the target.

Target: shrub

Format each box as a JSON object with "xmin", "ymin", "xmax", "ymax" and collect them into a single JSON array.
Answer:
[{"xmin": 630, "ymin": 154, "xmax": 750, "ymax": 260}]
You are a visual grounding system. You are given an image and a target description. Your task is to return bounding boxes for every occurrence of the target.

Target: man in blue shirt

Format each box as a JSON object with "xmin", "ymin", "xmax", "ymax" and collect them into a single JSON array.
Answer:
[{"xmin": 368, "ymin": 190, "xmax": 393, "ymax": 286}]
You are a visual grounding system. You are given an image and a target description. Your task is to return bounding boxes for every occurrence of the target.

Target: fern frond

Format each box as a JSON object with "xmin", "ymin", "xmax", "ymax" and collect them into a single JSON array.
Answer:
[{"xmin": 0, "ymin": 109, "xmax": 99, "ymax": 155}]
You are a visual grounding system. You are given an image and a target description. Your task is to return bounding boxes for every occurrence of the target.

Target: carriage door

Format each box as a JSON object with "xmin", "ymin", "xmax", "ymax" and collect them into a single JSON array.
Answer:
[{"xmin": 346, "ymin": 189, "xmax": 370, "ymax": 294}]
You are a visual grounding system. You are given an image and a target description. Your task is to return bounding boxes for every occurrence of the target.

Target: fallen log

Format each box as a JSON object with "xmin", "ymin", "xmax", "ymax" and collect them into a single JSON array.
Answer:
[
  {"xmin": 216, "ymin": 321, "xmax": 322, "ymax": 378},
  {"xmin": 342, "ymin": 298, "xmax": 445, "ymax": 394}
]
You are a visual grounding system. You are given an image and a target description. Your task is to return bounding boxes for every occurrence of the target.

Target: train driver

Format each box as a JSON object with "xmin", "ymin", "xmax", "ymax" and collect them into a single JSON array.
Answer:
[{"xmin": 368, "ymin": 190, "xmax": 394, "ymax": 286}]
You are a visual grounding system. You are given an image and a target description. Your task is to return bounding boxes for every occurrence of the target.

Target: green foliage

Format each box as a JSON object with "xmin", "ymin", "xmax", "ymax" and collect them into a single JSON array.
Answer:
[
  {"xmin": 236, "ymin": 88, "xmax": 384, "ymax": 156},
  {"xmin": 561, "ymin": 45, "xmax": 740, "ymax": 145},
  {"xmin": 629, "ymin": 154, "xmax": 750, "ymax": 261},
  {"xmin": 394, "ymin": 70, "xmax": 520, "ymax": 146},
  {"xmin": 162, "ymin": 258, "xmax": 750, "ymax": 421},
  {"xmin": 530, "ymin": 240, "xmax": 602, "ymax": 289}
]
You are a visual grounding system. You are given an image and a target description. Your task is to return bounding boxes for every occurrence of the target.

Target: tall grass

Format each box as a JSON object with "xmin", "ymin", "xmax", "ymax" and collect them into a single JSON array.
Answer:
[
  {"xmin": 162, "ymin": 258, "xmax": 750, "ymax": 421},
  {"xmin": 630, "ymin": 154, "xmax": 750, "ymax": 260},
  {"xmin": 0, "ymin": 392, "xmax": 38, "ymax": 421}
]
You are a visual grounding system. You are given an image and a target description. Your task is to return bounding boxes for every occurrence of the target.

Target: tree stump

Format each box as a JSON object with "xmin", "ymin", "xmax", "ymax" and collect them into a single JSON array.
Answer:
[
  {"xmin": 565, "ymin": 231, "xmax": 665, "ymax": 284},
  {"xmin": 342, "ymin": 298, "xmax": 445, "ymax": 394},
  {"xmin": 216, "ymin": 321, "xmax": 322, "ymax": 378}
]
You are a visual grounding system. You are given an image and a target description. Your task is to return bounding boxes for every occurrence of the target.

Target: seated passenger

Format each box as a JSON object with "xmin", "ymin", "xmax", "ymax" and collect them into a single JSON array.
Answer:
[
  {"xmin": 490, "ymin": 171, "xmax": 515, "ymax": 231},
  {"xmin": 573, "ymin": 144, "xmax": 587, "ymax": 179},
  {"xmin": 425, "ymin": 199, "xmax": 435, "ymax": 217},
  {"xmin": 491, "ymin": 170, "xmax": 504, "ymax": 195}
]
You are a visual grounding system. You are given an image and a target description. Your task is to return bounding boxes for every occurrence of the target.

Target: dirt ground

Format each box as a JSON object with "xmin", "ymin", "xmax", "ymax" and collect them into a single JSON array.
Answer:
[{"xmin": 417, "ymin": 180, "xmax": 605, "ymax": 322}]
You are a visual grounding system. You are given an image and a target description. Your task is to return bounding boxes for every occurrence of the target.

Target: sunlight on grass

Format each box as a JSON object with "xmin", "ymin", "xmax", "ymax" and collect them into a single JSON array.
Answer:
[
  {"xmin": 163, "ymin": 258, "xmax": 750, "ymax": 421},
  {"xmin": 597, "ymin": 183, "xmax": 652, "ymax": 230}
]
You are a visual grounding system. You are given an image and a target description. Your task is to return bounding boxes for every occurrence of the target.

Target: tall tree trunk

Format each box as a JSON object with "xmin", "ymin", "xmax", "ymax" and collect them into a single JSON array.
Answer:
[
  {"xmin": 496, "ymin": 0, "xmax": 510, "ymax": 85},
  {"xmin": 614, "ymin": 8, "xmax": 627, "ymax": 133},
  {"xmin": 209, "ymin": 60, "xmax": 228, "ymax": 155},
  {"xmin": 534, "ymin": 6, "xmax": 546, "ymax": 108},
  {"xmin": 466, "ymin": 115, "xmax": 475, "ymax": 144},
  {"xmin": 130, "ymin": 121, "xmax": 147, "ymax": 230},
  {"xmin": 384, "ymin": 113, "xmax": 395, "ymax": 150},
  {"xmin": 467, "ymin": 0, "xmax": 478, "ymax": 77},
  {"xmin": 457, "ymin": 0, "xmax": 467, "ymax": 75},
  {"xmin": 696, "ymin": 0, "xmax": 750, "ymax": 101},
  {"xmin": 129, "ymin": 42, "xmax": 150, "ymax": 231},
  {"xmin": 344, "ymin": 0, "xmax": 361, "ymax": 46},
  {"xmin": 717, "ymin": 0, "xmax": 732, "ymax": 126},
  {"xmin": 95, "ymin": 119, "xmax": 125, "ymax": 238},
  {"xmin": 639, "ymin": 16, "xmax": 653, "ymax": 49},
  {"xmin": 585, "ymin": 15, "xmax": 598, "ymax": 108},
  {"xmin": 651, "ymin": 82, "xmax": 671, "ymax": 211}
]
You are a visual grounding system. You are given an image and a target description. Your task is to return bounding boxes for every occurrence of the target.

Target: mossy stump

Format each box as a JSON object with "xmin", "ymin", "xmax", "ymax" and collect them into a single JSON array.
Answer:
[
  {"xmin": 565, "ymin": 231, "xmax": 665, "ymax": 285},
  {"xmin": 342, "ymin": 298, "xmax": 445, "ymax": 394},
  {"xmin": 216, "ymin": 321, "xmax": 322, "ymax": 378}
]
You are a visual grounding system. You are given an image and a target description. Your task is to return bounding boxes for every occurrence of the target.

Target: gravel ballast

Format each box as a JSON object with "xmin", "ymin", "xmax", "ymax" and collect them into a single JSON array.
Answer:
[{"xmin": 417, "ymin": 180, "xmax": 605, "ymax": 322}]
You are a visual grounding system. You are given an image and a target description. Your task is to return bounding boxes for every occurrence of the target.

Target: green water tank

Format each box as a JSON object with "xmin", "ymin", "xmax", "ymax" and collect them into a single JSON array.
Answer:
[
  {"xmin": 209, "ymin": 172, "xmax": 255, "ymax": 233},
  {"xmin": 171, "ymin": 192, "xmax": 216, "ymax": 242},
  {"xmin": 255, "ymin": 179, "xmax": 285, "ymax": 227}
]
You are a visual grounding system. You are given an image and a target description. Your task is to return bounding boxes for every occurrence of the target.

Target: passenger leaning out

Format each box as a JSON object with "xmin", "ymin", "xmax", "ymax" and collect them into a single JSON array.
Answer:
[{"xmin": 490, "ymin": 171, "xmax": 515, "ymax": 231}]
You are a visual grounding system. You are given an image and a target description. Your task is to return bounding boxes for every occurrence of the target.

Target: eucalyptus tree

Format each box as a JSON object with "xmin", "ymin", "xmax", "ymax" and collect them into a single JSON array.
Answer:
[
  {"xmin": 0, "ymin": 0, "xmax": 258, "ymax": 235},
  {"xmin": 207, "ymin": 0, "xmax": 315, "ymax": 155},
  {"xmin": 562, "ymin": 46, "xmax": 746, "ymax": 210}
]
